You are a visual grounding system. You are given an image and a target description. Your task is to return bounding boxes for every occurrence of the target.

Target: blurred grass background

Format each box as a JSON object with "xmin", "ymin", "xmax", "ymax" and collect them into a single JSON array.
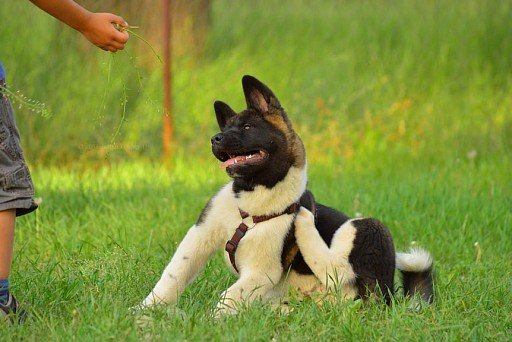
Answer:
[
  {"xmin": 1, "ymin": 0, "xmax": 510, "ymax": 168},
  {"xmin": 1, "ymin": 0, "xmax": 511, "ymax": 339}
]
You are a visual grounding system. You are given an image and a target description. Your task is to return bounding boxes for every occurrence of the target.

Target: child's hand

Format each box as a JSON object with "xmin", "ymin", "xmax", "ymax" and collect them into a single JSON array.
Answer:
[{"xmin": 79, "ymin": 13, "xmax": 129, "ymax": 52}]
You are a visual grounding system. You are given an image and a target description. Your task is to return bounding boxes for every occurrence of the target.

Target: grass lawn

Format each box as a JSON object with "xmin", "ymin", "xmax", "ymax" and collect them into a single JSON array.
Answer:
[
  {"xmin": 5, "ymin": 155, "xmax": 511, "ymax": 340},
  {"xmin": 2, "ymin": 0, "xmax": 511, "ymax": 340}
]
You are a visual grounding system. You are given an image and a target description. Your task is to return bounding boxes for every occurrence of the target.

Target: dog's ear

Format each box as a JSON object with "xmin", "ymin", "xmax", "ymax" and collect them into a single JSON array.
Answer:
[
  {"xmin": 242, "ymin": 75, "xmax": 281, "ymax": 113},
  {"xmin": 214, "ymin": 101, "xmax": 237, "ymax": 130}
]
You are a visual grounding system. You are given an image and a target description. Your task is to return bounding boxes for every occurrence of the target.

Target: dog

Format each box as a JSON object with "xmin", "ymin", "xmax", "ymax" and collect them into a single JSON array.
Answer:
[{"xmin": 140, "ymin": 75, "xmax": 434, "ymax": 316}]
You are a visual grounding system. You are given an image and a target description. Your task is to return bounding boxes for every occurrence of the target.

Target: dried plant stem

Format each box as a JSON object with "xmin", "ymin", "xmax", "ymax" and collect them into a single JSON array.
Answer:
[
  {"xmin": 96, "ymin": 53, "xmax": 114, "ymax": 123},
  {"xmin": 0, "ymin": 83, "xmax": 51, "ymax": 118},
  {"xmin": 114, "ymin": 24, "xmax": 162, "ymax": 64},
  {"xmin": 110, "ymin": 84, "xmax": 128, "ymax": 144}
]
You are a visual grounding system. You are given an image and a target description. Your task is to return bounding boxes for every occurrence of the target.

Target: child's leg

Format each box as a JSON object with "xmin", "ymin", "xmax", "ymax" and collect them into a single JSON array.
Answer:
[
  {"xmin": 0, "ymin": 72, "xmax": 38, "ymax": 311},
  {"xmin": 0, "ymin": 209, "xmax": 16, "ymax": 304}
]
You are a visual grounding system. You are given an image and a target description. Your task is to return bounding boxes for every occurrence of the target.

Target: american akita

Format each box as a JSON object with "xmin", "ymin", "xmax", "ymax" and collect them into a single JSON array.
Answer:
[{"xmin": 141, "ymin": 75, "xmax": 434, "ymax": 316}]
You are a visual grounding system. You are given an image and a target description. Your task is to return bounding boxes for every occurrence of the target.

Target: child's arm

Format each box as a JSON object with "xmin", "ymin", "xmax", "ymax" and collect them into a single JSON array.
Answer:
[{"xmin": 29, "ymin": 0, "xmax": 129, "ymax": 52}]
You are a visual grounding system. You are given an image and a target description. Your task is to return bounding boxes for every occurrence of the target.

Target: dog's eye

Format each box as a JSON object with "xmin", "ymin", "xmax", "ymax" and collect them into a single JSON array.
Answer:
[{"xmin": 243, "ymin": 124, "xmax": 251, "ymax": 130}]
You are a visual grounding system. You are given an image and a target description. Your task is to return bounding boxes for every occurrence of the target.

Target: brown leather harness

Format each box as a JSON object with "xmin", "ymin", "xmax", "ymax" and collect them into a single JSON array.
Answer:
[{"xmin": 225, "ymin": 201, "xmax": 301, "ymax": 273}]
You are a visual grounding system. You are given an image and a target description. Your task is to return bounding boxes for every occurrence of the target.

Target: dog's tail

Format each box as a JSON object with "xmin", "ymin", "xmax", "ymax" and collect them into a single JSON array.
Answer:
[{"xmin": 396, "ymin": 248, "xmax": 434, "ymax": 303}]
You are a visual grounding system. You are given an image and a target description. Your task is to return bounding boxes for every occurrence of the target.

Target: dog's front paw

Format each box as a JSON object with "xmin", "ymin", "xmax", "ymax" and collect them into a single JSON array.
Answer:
[
  {"xmin": 297, "ymin": 206, "xmax": 314, "ymax": 221},
  {"xmin": 295, "ymin": 206, "xmax": 315, "ymax": 229},
  {"xmin": 295, "ymin": 207, "xmax": 316, "ymax": 243},
  {"xmin": 213, "ymin": 300, "xmax": 238, "ymax": 319},
  {"xmin": 133, "ymin": 305, "xmax": 188, "ymax": 330}
]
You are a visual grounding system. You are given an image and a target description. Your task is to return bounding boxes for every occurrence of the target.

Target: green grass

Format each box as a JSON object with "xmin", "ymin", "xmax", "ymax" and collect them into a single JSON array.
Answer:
[
  {"xmin": 5, "ymin": 158, "xmax": 511, "ymax": 340},
  {"xmin": 1, "ymin": 0, "xmax": 511, "ymax": 339}
]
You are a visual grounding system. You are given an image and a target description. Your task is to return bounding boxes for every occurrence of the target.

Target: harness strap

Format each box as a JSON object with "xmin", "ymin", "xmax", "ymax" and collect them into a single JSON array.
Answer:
[
  {"xmin": 239, "ymin": 202, "xmax": 300, "ymax": 224},
  {"xmin": 225, "ymin": 201, "xmax": 300, "ymax": 273}
]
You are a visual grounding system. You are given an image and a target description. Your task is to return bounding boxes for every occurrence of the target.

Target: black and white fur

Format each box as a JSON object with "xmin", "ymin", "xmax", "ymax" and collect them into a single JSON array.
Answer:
[{"xmin": 141, "ymin": 76, "xmax": 434, "ymax": 316}]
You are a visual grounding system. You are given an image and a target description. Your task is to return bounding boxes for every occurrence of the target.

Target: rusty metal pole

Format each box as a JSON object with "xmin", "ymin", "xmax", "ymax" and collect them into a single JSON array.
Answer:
[{"xmin": 162, "ymin": 0, "xmax": 173, "ymax": 163}]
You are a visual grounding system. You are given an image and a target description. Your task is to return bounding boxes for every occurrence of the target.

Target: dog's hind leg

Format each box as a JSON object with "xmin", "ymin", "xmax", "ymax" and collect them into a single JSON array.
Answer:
[
  {"xmin": 348, "ymin": 218, "xmax": 396, "ymax": 304},
  {"xmin": 294, "ymin": 207, "xmax": 358, "ymax": 298}
]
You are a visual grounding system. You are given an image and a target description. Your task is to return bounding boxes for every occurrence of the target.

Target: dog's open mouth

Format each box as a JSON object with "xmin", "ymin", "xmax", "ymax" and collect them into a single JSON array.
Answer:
[{"xmin": 219, "ymin": 150, "xmax": 268, "ymax": 169}]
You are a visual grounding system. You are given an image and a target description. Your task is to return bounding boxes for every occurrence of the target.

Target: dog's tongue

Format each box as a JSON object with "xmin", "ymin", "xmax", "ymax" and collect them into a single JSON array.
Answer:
[{"xmin": 220, "ymin": 155, "xmax": 246, "ymax": 169}]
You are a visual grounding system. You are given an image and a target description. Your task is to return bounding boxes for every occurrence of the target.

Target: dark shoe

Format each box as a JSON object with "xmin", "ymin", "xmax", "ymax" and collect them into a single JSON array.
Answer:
[{"xmin": 0, "ymin": 294, "xmax": 27, "ymax": 324}]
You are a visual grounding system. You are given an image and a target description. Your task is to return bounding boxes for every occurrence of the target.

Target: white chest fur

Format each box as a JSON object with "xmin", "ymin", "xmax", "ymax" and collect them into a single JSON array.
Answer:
[
  {"xmin": 222, "ymin": 214, "xmax": 295, "ymax": 274},
  {"xmin": 221, "ymin": 166, "xmax": 307, "ymax": 274}
]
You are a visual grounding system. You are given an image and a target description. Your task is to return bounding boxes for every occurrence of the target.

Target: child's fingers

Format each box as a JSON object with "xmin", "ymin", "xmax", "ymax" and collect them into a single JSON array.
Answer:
[
  {"xmin": 114, "ymin": 31, "xmax": 129, "ymax": 44},
  {"xmin": 109, "ymin": 13, "xmax": 129, "ymax": 27},
  {"xmin": 102, "ymin": 46, "xmax": 117, "ymax": 53},
  {"xmin": 106, "ymin": 14, "xmax": 129, "ymax": 43},
  {"xmin": 109, "ymin": 40, "xmax": 126, "ymax": 51}
]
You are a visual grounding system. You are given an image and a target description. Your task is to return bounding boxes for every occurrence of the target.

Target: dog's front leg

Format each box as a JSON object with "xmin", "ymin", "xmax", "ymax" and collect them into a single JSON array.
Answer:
[
  {"xmin": 142, "ymin": 224, "xmax": 222, "ymax": 307},
  {"xmin": 295, "ymin": 207, "xmax": 357, "ymax": 291},
  {"xmin": 214, "ymin": 269, "xmax": 282, "ymax": 317}
]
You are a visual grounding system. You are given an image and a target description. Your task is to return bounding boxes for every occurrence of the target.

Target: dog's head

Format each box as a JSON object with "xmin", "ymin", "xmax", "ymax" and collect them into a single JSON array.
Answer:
[{"xmin": 211, "ymin": 75, "xmax": 305, "ymax": 190}]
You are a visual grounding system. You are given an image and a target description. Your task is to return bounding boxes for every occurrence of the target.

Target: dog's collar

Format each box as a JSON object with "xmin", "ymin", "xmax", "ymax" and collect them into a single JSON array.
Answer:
[{"xmin": 225, "ymin": 201, "xmax": 300, "ymax": 273}]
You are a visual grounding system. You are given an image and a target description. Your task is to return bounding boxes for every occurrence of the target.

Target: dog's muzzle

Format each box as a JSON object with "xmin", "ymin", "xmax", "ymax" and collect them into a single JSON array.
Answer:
[{"xmin": 211, "ymin": 133, "xmax": 223, "ymax": 145}]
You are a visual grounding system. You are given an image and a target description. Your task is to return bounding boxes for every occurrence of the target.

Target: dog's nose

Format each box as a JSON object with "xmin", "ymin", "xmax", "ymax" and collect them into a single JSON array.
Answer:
[{"xmin": 211, "ymin": 133, "xmax": 223, "ymax": 144}]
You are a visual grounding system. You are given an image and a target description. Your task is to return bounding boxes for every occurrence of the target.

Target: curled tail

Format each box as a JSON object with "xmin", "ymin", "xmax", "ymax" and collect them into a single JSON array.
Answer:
[{"xmin": 396, "ymin": 248, "xmax": 434, "ymax": 303}]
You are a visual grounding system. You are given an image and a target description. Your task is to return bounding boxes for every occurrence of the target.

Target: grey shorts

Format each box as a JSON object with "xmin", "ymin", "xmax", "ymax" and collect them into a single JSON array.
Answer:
[{"xmin": 0, "ymin": 80, "xmax": 37, "ymax": 216}]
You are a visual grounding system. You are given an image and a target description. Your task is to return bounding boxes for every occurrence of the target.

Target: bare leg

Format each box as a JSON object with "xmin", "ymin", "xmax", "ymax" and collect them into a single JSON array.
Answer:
[{"xmin": 0, "ymin": 209, "xmax": 16, "ymax": 279}]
